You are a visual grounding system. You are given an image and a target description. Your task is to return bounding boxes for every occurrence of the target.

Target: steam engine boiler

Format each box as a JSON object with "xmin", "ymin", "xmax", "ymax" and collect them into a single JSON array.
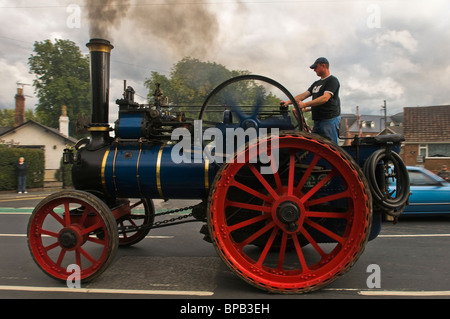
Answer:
[{"xmin": 27, "ymin": 39, "xmax": 410, "ymax": 294}]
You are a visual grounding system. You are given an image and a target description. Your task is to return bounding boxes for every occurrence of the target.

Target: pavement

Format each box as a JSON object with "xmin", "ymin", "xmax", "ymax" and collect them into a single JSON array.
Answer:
[
  {"xmin": 0, "ymin": 187, "xmax": 202, "ymax": 211},
  {"xmin": 0, "ymin": 188, "xmax": 58, "ymax": 199}
]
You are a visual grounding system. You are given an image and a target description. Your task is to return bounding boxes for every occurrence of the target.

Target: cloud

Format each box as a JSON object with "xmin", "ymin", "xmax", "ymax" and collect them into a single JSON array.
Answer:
[
  {"xmin": 0, "ymin": 58, "xmax": 37, "ymax": 109},
  {"xmin": 374, "ymin": 30, "xmax": 418, "ymax": 54},
  {"xmin": 0, "ymin": 0, "xmax": 449, "ymax": 121}
]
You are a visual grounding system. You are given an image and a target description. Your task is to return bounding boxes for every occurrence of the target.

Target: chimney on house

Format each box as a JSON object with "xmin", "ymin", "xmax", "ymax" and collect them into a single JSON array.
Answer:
[
  {"xmin": 14, "ymin": 88, "xmax": 26, "ymax": 127},
  {"xmin": 59, "ymin": 105, "xmax": 69, "ymax": 137}
]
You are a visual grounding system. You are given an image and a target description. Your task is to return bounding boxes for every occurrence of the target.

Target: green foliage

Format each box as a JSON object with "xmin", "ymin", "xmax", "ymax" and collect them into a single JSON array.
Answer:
[
  {"xmin": 28, "ymin": 39, "xmax": 90, "ymax": 138},
  {"xmin": 0, "ymin": 109, "xmax": 38, "ymax": 127},
  {"xmin": 145, "ymin": 57, "xmax": 243, "ymax": 105},
  {"xmin": 144, "ymin": 58, "xmax": 288, "ymax": 125},
  {"xmin": 0, "ymin": 145, "xmax": 45, "ymax": 190},
  {"xmin": 55, "ymin": 157, "xmax": 73, "ymax": 187}
]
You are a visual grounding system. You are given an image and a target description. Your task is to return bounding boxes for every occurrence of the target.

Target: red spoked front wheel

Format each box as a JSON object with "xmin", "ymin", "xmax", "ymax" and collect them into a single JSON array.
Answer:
[
  {"xmin": 208, "ymin": 132, "xmax": 372, "ymax": 293},
  {"xmin": 27, "ymin": 190, "xmax": 118, "ymax": 282}
]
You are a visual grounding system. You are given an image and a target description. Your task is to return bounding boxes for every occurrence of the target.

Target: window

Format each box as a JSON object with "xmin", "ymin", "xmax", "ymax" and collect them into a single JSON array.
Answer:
[
  {"xmin": 419, "ymin": 144, "xmax": 427, "ymax": 157},
  {"xmin": 408, "ymin": 170, "xmax": 438, "ymax": 186},
  {"xmin": 427, "ymin": 144, "xmax": 450, "ymax": 158}
]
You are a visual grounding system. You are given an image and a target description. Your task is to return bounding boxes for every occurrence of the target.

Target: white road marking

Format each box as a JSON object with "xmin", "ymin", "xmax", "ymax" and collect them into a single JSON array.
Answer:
[
  {"xmin": 378, "ymin": 234, "xmax": 450, "ymax": 238},
  {"xmin": 325, "ymin": 288, "xmax": 450, "ymax": 296},
  {"xmin": 358, "ymin": 290, "xmax": 450, "ymax": 297},
  {"xmin": 0, "ymin": 285, "xmax": 213, "ymax": 296},
  {"xmin": 0, "ymin": 234, "xmax": 174, "ymax": 239}
]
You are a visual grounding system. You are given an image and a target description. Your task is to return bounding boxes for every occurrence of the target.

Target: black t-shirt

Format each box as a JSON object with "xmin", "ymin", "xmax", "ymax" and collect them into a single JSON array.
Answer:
[{"xmin": 307, "ymin": 75, "xmax": 340, "ymax": 120}]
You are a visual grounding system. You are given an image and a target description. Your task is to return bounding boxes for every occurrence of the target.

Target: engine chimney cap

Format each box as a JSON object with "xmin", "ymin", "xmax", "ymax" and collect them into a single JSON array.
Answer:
[{"xmin": 86, "ymin": 38, "xmax": 114, "ymax": 53}]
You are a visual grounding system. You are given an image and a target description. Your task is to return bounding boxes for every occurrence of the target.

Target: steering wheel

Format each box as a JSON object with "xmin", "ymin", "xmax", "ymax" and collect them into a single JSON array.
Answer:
[{"xmin": 198, "ymin": 74, "xmax": 306, "ymax": 131}]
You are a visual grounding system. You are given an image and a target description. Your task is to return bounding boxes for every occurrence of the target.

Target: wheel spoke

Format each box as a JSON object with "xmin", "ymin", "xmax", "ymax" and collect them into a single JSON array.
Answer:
[
  {"xmin": 229, "ymin": 102, "xmax": 247, "ymax": 122},
  {"xmin": 250, "ymin": 95, "xmax": 264, "ymax": 118},
  {"xmin": 78, "ymin": 206, "xmax": 90, "ymax": 226},
  {"xmin": 287, "ymin": 150, "xmax": 296, "ymax": 195},
  {"xmin": 87, "ymin": 235, "xmax": 106, "ymax": 246},
  {"xmin": 63, "ymin": 202, "xmax": 71, "ymax": 226},
  {"xmin": 75, "ymin": 249, "xmax": 82, "ymax": 268},
  {"xmin": 55, "ymin": 248, "xmax": 66, "ymax": 267},
  {"xmin": 305, "ymin": 210, "xmax": 350, "ymax": 219},
  {"xmin": 256, "ymin": 227, "xmax": 278, "ymax": 267},
  {"xmin": 294, "ymin": 154, "xmax": 321, "ymax": 194},
  {"xmin": 80, "ymin": 221, "xmax": 105, "ymax": 236},
  {"xmin": 49, "ymin": 210, "xmax": 65, "ymax": 226},
  {"xmin": 225, "ymin": 199, "xmax": 272, "ymax": 213},
  {"xmin": 304, "ymin": 190, "xmax": 350, "ymax": 207},
  {"xmin": 300, "ymin": 170, "xmax": 336, "ymax": 204},
  {"xmin": 230, "ymin": 179, "xmax": 272, "ymax": 202},
  {"xmin": 247, "ymin": 164, "xmax": 279, "ymax": 200},
  {"xmin": 44, "ymin": 241, "xmax": 60, "ymax": 252},
  {"xmin": 129, "ymin": 200, "xmax": 143, "ymax": 209},
  {"xmin": 292, "ymin": 233, "xmax": 308, "ymax": 272},
  {"xmin": 304, "ymin": 218, "xmax": 344, "ymax": 245},
  {"xmin": 227, "ymin": 214, "xmax": 270, "ymax": 232},
  {"xmin": 78, "ymin": 247, "xmax": 97, "ymax": 265},
  {"xmin": 237, "ymin": 222, "xmax": 275, "ymax": 248},
  {"xmin": 269, "ymin": 154, "xmax": 282, "ymax": 191},
  {"xmin": 276, "ymin": 232, "xmax": 288, "ymax": 270},
  {"xmin": 39, "ymin": 228, "xmax": 59, "ymax": 238},
  {"xmin": 299, "ymin": 227, "xmax": 326, "ymax": 258}
]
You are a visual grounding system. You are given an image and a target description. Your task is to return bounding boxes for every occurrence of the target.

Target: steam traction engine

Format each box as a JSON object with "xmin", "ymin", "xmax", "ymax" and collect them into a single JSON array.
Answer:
[{"xmin": 27, "ymin": 39, "xmax": 410, "ymax": 293}]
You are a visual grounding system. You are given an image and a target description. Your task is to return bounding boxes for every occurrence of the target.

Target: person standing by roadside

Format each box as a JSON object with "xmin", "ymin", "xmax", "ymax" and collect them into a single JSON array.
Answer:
[
  {"xmin": 16, "ymin": 157, "xmax": 28, "ymax": 194},
  {"xmin": 437, "ymin": 165, "xmax": 449, "ymax": 181},
  {"xmin": 281, "ymin": 57, "xmax": 341, "ymax": 144}
]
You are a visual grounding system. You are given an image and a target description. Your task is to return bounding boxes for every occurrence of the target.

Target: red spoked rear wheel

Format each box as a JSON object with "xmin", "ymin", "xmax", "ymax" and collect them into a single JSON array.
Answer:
[
  {"xmin": 207, "ymin": 132, "xmax": 372, "ymax": 293},
  {"xmin": 27, "ymin": 190, "xmax": 118, "ymax": 282},
  {"xmin": 116, "ymin": 198, "xmax": 155, "ymax": 247}
]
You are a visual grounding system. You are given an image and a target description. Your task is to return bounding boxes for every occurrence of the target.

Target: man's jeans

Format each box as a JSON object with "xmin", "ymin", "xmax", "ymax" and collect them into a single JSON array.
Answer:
[
  {"xmin": 17, "ymin": 176, "xmax": 26, "ymax": 193},
  {"xmin": 312, "ymin": 116, "xmax": 341, "ymax": 144}
]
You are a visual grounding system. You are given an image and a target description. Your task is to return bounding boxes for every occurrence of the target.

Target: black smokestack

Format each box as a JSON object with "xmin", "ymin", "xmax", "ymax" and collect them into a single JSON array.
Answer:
[
  {"xmin": 85, "ymin": 39, "xmax": 114, "ymax": 150},
  {"xmin": 86, "ymin": 38, "xmax": 113, "ymax": 125}
]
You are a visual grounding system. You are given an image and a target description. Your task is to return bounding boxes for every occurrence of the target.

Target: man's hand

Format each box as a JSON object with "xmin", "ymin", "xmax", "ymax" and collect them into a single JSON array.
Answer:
[
  {"xmin": 298, "ymin": 101, "xmax": 311, "ymax": 112},
  {"xmin": 280, "ymin": 100, "xmax": 291, "ymax": 107}
]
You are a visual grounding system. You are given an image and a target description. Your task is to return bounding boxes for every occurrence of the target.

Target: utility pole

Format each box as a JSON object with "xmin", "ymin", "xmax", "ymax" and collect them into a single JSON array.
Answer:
[{"xmin": 382, "ymin": 100, "xmax": 387, "ymax": 134}]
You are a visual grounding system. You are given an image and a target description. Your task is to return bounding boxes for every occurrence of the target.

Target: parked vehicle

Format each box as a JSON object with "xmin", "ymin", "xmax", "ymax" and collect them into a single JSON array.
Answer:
[{"xmin": 401, "ymin": 166, "xmax": 450, "ymax": 215}]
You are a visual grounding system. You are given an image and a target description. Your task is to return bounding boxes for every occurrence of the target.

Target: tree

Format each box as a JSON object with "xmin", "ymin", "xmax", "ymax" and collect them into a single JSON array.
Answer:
[
  {"xmin": 0, "ymin": 109, "xmax": 37, "ymax": 127},
  {"xmin": 144, "ymin": 58, "xmax": 287, "ymax": 125},
  {"xmin": 28, "ymin": 39, "xmax": 90, "ymax": 138},
  {"xmin": 145, "ymin": 57, "xmax": 243, "ymax": 106}
]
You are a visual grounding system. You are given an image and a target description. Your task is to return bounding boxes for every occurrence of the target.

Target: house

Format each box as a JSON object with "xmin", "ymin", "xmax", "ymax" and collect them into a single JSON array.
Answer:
[
  {"xmin": 402, "ymin": 105, "xmax": 450, "ymax": 172},
  {"xmin": 340, "ymin": 111, "xmax": 403, "ymax": 145},
  {"xmin": 0, "ymin": 119, "xmax": 76, "ymax": 176},
  {"xmin": 0, "ymin": 88, "xmax": 76, "ymax": 183}
]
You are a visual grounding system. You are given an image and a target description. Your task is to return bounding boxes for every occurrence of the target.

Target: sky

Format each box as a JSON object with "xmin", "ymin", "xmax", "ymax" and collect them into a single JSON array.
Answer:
[{"xmin": 1, "ymin": 0, "xmax": 449, "ymax": 125}]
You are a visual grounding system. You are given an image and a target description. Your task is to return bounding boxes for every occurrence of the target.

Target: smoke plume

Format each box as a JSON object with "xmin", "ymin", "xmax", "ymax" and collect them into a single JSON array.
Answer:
[
  {"xmin": 84, "ymin": 0, "xmax": 131, "ymax": 39},
  {"xmin": 83, "ymin": 0, "xmax": 219, "ymax": 58}
]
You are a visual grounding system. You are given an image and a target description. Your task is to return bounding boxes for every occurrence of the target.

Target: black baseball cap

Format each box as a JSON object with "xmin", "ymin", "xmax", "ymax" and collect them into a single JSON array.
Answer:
[{"xmin": 310, "ymin": 57, "xmax": 329, "ymax": 69}]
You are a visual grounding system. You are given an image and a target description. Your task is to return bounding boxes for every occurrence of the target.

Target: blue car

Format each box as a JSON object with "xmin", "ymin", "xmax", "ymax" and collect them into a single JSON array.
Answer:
[{"xmin": 401, "ymin": 166, "xmax": 450, "ymax": 215}]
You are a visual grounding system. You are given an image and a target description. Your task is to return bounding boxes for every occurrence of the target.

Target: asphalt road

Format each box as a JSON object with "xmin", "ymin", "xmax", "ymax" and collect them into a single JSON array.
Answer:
[{"xmin": 1, "ymin": 189, "xmax": 449, "ymax": 306}]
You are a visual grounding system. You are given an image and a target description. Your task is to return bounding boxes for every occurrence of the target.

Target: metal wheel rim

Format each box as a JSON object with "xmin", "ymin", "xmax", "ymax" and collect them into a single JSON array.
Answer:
[
  {"xmin": 117, "ymin": 198, "xmax": 155, "ymax": 246},
  {"xmin": 27, "ymin": 191, "xmax": 118, "ymax": 282},
  {"xmin": 208, "ymin": 132, "xmax": 372, "ymax": 293}
]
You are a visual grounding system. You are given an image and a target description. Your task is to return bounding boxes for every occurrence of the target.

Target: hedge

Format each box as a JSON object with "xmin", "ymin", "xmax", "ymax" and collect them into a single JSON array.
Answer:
[
  {"xmin": 0, "ymin": 145, "xmax": 45, "ymax": 190},
  {"xmin": 55, "ymin": 156, "xmax": 73, "ymax": 187}
]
